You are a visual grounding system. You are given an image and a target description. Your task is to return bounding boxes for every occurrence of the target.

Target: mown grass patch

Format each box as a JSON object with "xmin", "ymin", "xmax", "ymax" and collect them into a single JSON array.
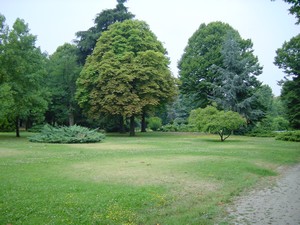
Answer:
[{"xmin": 0, "ymin": 132, "xmax": 299, "ymax": 224}]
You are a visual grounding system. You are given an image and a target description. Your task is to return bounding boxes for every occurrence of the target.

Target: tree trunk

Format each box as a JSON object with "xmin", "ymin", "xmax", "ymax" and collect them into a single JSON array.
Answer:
[
  {"xmin": 129, "ymin": 115, "xmax": 135, "ymax": 136},
  {"xmin": 69, "ymin": 112, "xmax": 74, "ymax": 126},
  {"xmin": 15, "ymin": 116, "xmax": 20, "ymax": 138},
  {"xmin": 141, "ymin": 111, "xmax": 146, "ymax": 132},
  {"xmin": 68, "ymin": 105, "xmax": 75, "ymax": 126},
  {"xmin": 119, "ymin": 116, "xmax": 125, "ymax": 133}
]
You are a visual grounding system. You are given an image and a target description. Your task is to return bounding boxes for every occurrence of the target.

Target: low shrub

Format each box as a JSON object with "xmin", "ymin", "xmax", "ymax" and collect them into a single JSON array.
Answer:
[
  {"xmin": 247, "ymin": 116, "xmax": 289, "ymax": 137},
  {"xmin": 159, "ymin": 124, "xmax": 196, "ymax": 132},
  {"xmin": 147, "ymin": 117, "xmax": 162, "ymax": 131},
  {"xmin": 29, "ymin": 124, "xmax": 105, "ymax": 143},
  {"xmin": 275, "ymin": 130, "xmax": 300, "ymax": 142},
  {"xmin": 27, "ymin": 124, "xmax": 45, "ymax": 133}
]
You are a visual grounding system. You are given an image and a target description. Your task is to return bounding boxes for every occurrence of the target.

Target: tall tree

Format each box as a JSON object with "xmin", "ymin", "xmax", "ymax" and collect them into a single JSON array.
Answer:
[
  {"xmin": 0, "ymin": 14, "xmax": 14, "ymax": 119},
  {"xmin": 75, "ymin": 0, "xmax": 134, "ymax": 64},
  {"xmin": 274, "ymin": 34, "xmax": 300, "ymax": 129},
  {"xmin": 210, "ymin": 31, "xmax": 263, "ymax": 122},
  {"xmin": 178, "ymin": 22, "xmax": 251, "ymax": 109},
  {"xmin": 0, "ymin": 15, "xmax": 48, "ymax": 136},
  {"xmin": 46, "ymin": 43, "xmax": 82, "ymax": 126},
  {"xmin": 76, "ymin": 20, "xmax": 177, "ymax": 136}
]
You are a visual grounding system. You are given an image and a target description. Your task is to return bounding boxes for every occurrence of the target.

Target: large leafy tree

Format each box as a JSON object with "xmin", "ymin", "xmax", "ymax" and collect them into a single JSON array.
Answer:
[
  {"xmin": 76, "ymin": 20, "xmax": 177, "ymax": 136},
  {"xmin": 45, "ymin": 43, "xmax": 82, "ymax": 126},
  {"xmin": 0, "ymin": 15, "xmax": 48, "ymax": 136},
  {"xmin": 75, "ymin": 0, "xmax": 134, "ymax": 63},
  {"xmin": 0, "ymin": 15, "xmax": 14, "ymax": 120},
  {"xmin": 275, "ymin": 34, "xmax": 300, "ymax": 128},
  {"xmin": 178, "ymin": 22, "xmax": 242, "ymax": 108},
  {"xmin": 210, "ymin": 31, "xmax": 263, "ymax": 123}
]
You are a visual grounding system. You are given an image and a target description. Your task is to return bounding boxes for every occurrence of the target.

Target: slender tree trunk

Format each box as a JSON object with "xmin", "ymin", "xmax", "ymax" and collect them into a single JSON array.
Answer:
[
  {"xmin": 15, "ymin": 116, "xmax": 20, "ymax": 138},
  {"xmin": 141, "ymin": 111, "xmax": 146, "ymax": 132},
  {"xmin": 69, "ymin": 112, "xmax": 74, "ymax": 126},
  {"xmin": 68, "ymin": 105, "xmax": 75, "ymax": 126},
  {"xmin": 119, "ymin": 116, "xmax": 125, "ymax": 133},
  {"xmin": 129, "ymin": 115, "xmax": 135, "ymax": 136}
]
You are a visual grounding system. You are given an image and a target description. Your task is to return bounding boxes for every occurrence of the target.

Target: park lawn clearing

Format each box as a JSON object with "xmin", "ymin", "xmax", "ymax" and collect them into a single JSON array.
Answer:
[{"xmin": 0, "ymin": 132, "xmax": 300, "ymax": 224}]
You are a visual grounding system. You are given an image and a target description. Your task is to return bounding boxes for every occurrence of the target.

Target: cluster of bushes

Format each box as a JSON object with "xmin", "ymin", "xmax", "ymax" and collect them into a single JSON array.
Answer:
[
  {"xmin": 157, "ymin": 118, "xmax": 195, "ymax": 132},
  {"xmin": 247, "ymin": 116, "xmax": 289, "ymax": 137},
  {"xmin": 275, "ymin": 131, "xmax": 300, "ymax": 142},
  {"xmin": 29, "ymin": 124, "xmax": 105, "ymax": 143},
  {"xmin": 159, "ymin": 124, "xmax": 195, "ymax": 132}
]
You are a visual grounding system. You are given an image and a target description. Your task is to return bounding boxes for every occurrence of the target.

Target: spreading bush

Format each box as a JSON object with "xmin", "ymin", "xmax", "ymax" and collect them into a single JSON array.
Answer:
[
  {"xmin": 248, "ymin": 116, "xmax": 289, "ymax": 137},
  {"xmin": 29, "ymin": 124, "xmax": 105, "ymax": 143},
  {"xmin": 27, "ymin": 124, "xmax": 46, "ymax": 133},
  {"xmin": 275, "ymin": 130, "xmax": 300, "ymax": 142},
  {"xmin": 159, "ymin": 123, "xmax": 196, "ymax": 132},
  {"xmin": 147, "ymin": 117, "xmax": 162, "ymax": 131}
]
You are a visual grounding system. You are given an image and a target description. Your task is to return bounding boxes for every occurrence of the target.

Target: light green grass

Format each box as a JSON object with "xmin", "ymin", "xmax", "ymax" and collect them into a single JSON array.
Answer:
[{"xmin": 0, "ymin": 132, "xmax": 299, "ymax": 224}]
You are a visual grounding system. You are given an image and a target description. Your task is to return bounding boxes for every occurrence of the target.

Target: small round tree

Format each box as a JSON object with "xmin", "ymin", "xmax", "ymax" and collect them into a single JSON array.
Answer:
[{"xmin": 189, "ymin": 105, "xmax": 246, "ymax": 141}]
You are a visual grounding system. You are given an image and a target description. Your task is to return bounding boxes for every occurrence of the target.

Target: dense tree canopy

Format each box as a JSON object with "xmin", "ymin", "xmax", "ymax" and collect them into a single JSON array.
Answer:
[
  {"xmin": 275, "ymin": 34, "xmax": 300, "ymax": 79},
  {"xmin": 210, "ymin": 31, "xmax": 263, "ymax": 122},
  {"xmin": 275, "ymin": 34, "xmax": 300, "ymax": 129},
  {"xmin": 0, "ymin": 15, "xmax": 48, "ymax": 136},
  {"xmin": 75, "ymin": 0, "xmax": 134, "ymax": 63},
  {"xmin": 76, "ymin": 20, "xmax": 177, "ymax": 136},
  {"xmin": 178, "ymin": 22, "xmax": 261, "ymax": 113},
  {"xmin": 45, "ymin": 43, "xmax": 82, "ymax": 126}
]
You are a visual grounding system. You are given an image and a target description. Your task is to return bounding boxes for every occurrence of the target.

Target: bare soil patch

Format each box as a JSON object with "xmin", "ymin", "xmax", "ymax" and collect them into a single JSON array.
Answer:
[{"xmin": 226, "ymin": 164, "xmax": 300, "ymax": 225}]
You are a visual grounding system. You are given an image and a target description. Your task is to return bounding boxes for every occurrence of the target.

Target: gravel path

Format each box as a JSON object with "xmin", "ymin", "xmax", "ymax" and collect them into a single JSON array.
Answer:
[{"xmin": 226, "ymin": 164, "xmax": 300, "ymax": 225}]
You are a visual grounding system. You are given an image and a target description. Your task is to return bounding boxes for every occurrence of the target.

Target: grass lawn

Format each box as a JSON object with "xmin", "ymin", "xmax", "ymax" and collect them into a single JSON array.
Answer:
[{"xmin": 0, "ymin": 132, "xmax": 299, "ymax": 224}]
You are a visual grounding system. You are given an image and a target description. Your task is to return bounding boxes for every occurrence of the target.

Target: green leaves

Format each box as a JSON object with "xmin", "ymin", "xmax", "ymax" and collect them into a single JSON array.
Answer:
[
  {"xmin": 76, "ymin": 20, "xmax": 177, "ymax": 121},
  {"xmin": 46, "ymin": 43, "xmax": 82, "ymax": 125},
  {"xmin": 29, "ymin": 124, "xmax": 105, "ymax": 143},
  {"xmin": 0, "ymin": 15, "xmax": 49, "ymax": 135},
  {"xmin": 275, "ymin": 34, "xmax": 300, "ymax": 129},
  {"xmin": 75, "ymin": 0, "xmax": 134, "ymax": 63},
  {"xmin": 189, "ymin": 106, "xmax": 246, "ymax": 141},
  {"xmin": 178, "ymin": 22, "xmax": 262, "ymax": 116},
  {"xmin": 274, "ymin": 34, "xmax": 300, "ymax": 79}
]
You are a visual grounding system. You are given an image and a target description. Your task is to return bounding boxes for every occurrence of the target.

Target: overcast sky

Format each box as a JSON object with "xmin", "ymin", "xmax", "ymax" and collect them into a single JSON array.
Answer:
[{"xmin": 1, "ymin": 0, "xmax": 299, "ymax": 96}]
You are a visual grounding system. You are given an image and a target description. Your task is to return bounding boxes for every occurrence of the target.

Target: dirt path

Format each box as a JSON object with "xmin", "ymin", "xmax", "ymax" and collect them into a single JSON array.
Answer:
[{"xmin": 226, "ymin": 164, "xmax": 300, "ymax": 225}]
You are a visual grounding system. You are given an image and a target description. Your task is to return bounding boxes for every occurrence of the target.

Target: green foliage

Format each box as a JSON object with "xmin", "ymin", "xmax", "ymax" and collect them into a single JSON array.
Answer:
[
  {"xmin": 159, "ymin": 123, "xmax": 195, "ymax": 132},
  {"xmin": 275, "ymin": 34, "xmax": 300, "ymax": 78},
  {"xmin": 275, "ymin": 34, "xmax": 300, "ymax": 129},
  {"xmin": 29, "ymin": 125, "xmax": 105, "ymax": 143},
  {"xmin": 276, "ymin": 130, "xmax": 300, "ymax": 142},
  {"xmin": 283, "ymin": 0, "xmax": 300, "ymax": 24},
  {"xmin": 0, "ymin": 15, "xmax": 49, "ymax": 136},
  {"xmin": 75, "ymin": 0, "xmax": 134, "ymax": 63},
  {"xmin": 178, "ymin": 22, "xmax": 259, "ymax": 110},
  {"xmin": 0, "ymin": 117, "xmax": 14, "ymax": 132},
  {"xmin": 248, "ymin": 116, "xmax": 289, "ymax": 137},
  {"xmin": 76, "ymin": 20, "xmax": 177, "ymax": 136},
  {"xmin": 147, "ymin": 117, "xmax": 162, "ymax": 131},
  {"xmin": 210, "ymin": 31, "xmax": 263, "ymax": 123},
  {"xmin": 45, "ymin": 43, "xmax": 82, "ymax": 126},
  {"xmin": 189, "ymin": 106, "xmax": 246, "ymax": 141}
]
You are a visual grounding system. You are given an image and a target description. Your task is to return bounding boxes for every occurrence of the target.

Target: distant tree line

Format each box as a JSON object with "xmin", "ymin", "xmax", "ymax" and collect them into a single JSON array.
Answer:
[{"xmin": 0, "ymin": 0, "xmax": 299, "ymax": 137}]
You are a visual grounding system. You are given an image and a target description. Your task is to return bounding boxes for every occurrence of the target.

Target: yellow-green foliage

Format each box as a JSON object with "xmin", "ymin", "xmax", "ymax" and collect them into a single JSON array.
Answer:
[{"xmin": 189, "ymin": 105, "xmax": 246, "ymax": 141}]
